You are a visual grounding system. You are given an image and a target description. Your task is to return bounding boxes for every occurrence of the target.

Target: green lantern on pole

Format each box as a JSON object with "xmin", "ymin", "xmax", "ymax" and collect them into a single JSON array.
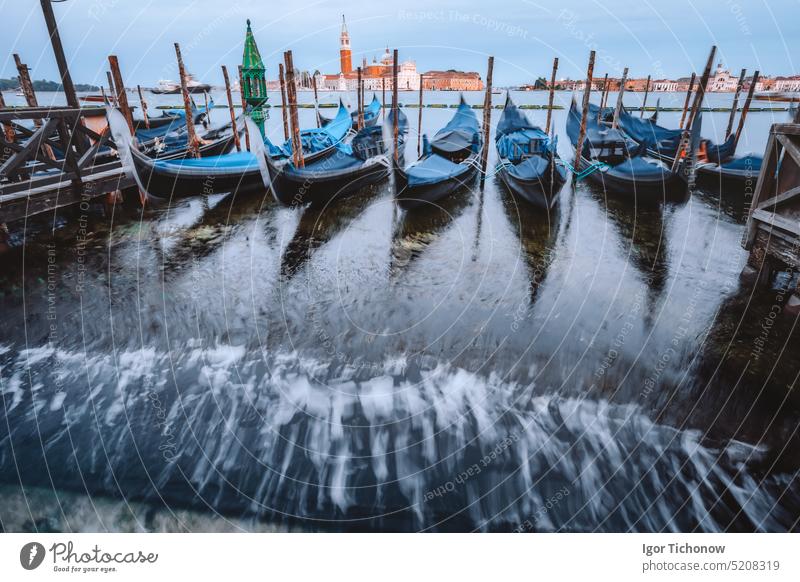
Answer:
[{"xmin": 242, "ymin": 19, "xmax": 268, "ymax": 136}]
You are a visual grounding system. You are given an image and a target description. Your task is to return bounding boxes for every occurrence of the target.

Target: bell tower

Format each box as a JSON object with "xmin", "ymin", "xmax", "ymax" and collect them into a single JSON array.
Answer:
[{"xmin": 339, "ymin": 15, "xmax": 352, "ymax": 74}]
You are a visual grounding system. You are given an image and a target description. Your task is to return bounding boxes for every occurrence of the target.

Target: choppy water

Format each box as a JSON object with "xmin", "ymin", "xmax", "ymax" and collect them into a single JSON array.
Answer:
[{"xmin": 0, "ymin": 90, "xmax": 799, "ymax": 532}]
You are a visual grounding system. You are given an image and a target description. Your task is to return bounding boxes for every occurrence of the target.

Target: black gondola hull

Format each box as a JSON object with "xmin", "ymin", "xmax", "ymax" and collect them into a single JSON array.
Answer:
[
  {"xmin": 497, "ymin": 159, "xmax": 567, "ymax": 210},
  {"xmin": 394, "ymin": 158, "xmax": 480, "ymax": 209}
]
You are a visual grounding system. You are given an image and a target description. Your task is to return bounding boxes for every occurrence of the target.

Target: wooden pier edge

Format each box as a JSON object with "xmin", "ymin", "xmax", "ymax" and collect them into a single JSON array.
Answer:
[{"xmin": 742, "ymin": 121, "xmax": 800, "ymax": 314}]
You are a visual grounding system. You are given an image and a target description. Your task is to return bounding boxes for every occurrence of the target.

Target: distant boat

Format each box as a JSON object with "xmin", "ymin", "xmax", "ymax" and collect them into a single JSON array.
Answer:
[
  {"xmin": 151, "ymin": 75, "xmax": 211, "ymax": 95},
  {"xmin": 15, "ymin": 87, "xmax": 24, "ymax": 97},
  {"xmin": 81, "ymin": 94, "xmax": 107, "ymax": 103},
  {"xmin": 492, "ymin": 88, "xmax": 502, "ymax": 94}
]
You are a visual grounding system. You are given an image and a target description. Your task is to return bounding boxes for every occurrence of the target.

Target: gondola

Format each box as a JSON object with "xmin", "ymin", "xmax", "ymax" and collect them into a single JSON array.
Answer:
[
  {"xmin": 495, "ymin": 95, "xmax": 567, "ymax": 209},
  {"xmin": 134, "ymin": 100, "xmax": 214, "ymax": 144},
  {"xmin": 107, "ymin": 104, "xmax": 354, "ymax": 198},
  {"xmin": 429, "ymin": 95, "xmax": 481, "ymax": 161},
  {"xmin": 265, "ymin": 124, "xmax": 393, "ymax": 206},
  {"xmin": 612, "ymin": 103, "xmax": 759, "ymax": 194},
  {"xmin": 394, "ymin": 96, "xmax": 482, "ymax": 208},
  {"xmin": 566, "ymin": 99, "xmax": 685, "ymax": 198},
  {"xmin": 319, "ymin": 95, "xmax": 382, "ymax": 128}
]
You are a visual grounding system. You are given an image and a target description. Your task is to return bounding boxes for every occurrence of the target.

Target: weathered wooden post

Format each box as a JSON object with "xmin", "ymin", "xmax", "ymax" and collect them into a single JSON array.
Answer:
[
  {"xmin": 480, "ymin": 56, "xmax": 494, "ymax": 175},
  {"xmin": 357, "ymin": 67, "xmax": 364, "ymax": 130},
  {"xmin": 174, "ymin": 43, "xmax": 200, "ymax": 158},
  {"xmin": 725, "ymin": 68, "xmax": 747, "ymax": 140},
  {"xmin": 597, "ymin": 72, "xmax": 609, "ymax": 122},
  {"xmin": 38, "ymin": 0, "xmax": 79, "ymax": 109},
  {"xmin": 312, "ymin": 74, "xmax": 320, "ymax": 128},
  {"xmin": 686, "ymin": 46, "xmax": 716, "ymax": 130},
  {"xmin": 136, "ymin": 85, "xmax": 150, "ymax": 129},
  {"xmin": 671, "ymin": 46, "xmax": 716, "ymax": 171},
  {"xmin": 733, "ymin": 71, "xmax": 759, "ymax": 151},
  {"xmin": 678, "ymin": 72, "xmax": 696, "ymax": 129},
  {"xmin": 108, "ymin": 56, "xmax": 135, "ymax": 134},
  {"xmin": 417, "ymin": 74, "xmax": 424, "ymax": 156},
  {"xmin": 640, "ymin": 74, "xmax": 651, "ymax": 117},
  {"xmin": 284, "ymin": 51, "xmax": 304, "ymax": 168},
  {"xmin": 0, "ymin": 92, "xmax": 15, "ymax": 144},
  {"xmin": 221, "ymin": 65, "xmax": 241, "ymax": 151},
  {"xmin": 392, "ymin": 49, "xmax": 399, "ymax": 161},
  {"xmin": 203, "ymin": 91, "xmax": 211, "ymax": 127},
  {"xmin": 106, "ymin": 71, "xmax": 118, "ymax": 106},
  {"xmin": 241, "ymin": 20, "xmax": 268, "ymax": 137},
  {"xmin": 238, "ymin": 65, "xmax": 251, "ymax": 151},
  {"xmin": 278, "ymin": 63, "xmax": 290, "ymax": 141},
  {"xmin": 574, "ymin": 50, "xmax": 596, "ymax": 173},
  {"xmin": 545, "ymin": 57, "xmax": 559, "ymax": 135},
  {"xmin": 611, "ymin": 67, "xmax": 628, "ymax": 129},
  {"xmin": 382, "ymin": 78, "xmax": 386, "ymax": 120},
  {"xmin": 14, "ymin": 54, "xmax": 40, "ymax": 111}
]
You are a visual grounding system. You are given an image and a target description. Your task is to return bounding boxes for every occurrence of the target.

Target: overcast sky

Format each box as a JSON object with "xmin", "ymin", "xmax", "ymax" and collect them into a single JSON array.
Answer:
[{"xmin": 1, "ymin": 0, "xmax": 797, "ymax": 86}]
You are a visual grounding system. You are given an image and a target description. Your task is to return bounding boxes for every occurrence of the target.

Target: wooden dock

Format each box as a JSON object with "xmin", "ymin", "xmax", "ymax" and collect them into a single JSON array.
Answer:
[
  {"xmin": 0, "ymin": 105, "xmax": 133, "ymax": 227},
  {"xmin": 743, "ymin": 120, "xmax": 800, "ymax": 312}
]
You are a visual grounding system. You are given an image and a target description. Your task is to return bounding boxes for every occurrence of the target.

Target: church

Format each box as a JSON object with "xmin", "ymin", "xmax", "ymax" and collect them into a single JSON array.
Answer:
[{"xmin": 316, "ymin": 16, "xmax": 420, "ymax": 91}]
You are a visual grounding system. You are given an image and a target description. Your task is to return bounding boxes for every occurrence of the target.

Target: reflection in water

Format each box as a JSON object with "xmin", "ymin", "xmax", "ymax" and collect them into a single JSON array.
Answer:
[{"xmin": 390, "ymin": 192, "xmax": 472, "ymax": 277}]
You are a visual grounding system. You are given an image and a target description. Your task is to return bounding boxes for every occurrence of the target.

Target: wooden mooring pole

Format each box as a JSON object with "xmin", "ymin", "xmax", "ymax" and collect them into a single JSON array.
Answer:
[
  {"xmin": 357, "ymin": 67, "xmax": 364, "ymax": 130},
  {"xmin": 679, "ymin": 72, "xmax": 696, "ymax": 129},
  {"xmin": 417, "ymin": 74, "xmax": 424, "ymax": 157},
  {"xmin": 382, "ymin": 78, "xmax": 386, "ymax": 120},
  {"xmin": 392, "ymin": 49, "xmax": 399, "ymax": 161},
  {"xmin": 108, "ymin": 56, "xmax": 134, "ymax": 134},
  {"xmin": 221, "ymin": 65, "xmax": 241, "ymax": 152},
  {"xmin": 640, "ymin": 74, "xmax": 651, "ymax": 117},
  {"xmin": 136, "ymin": 85, "xmax": 150, "ymax": 129},
  {"xmin": 480, "ymin": 56, "xmax": 494, "ymax": 175},
  {"xmin": 574, "ymin": 50, "xmax": 596, "ymax": 173},
  {"xmin": 174, "ymin": 43, "xmax": 200, "ymax": 158},
  {"xmin": 545, "ymin": 57, "xmax": 558, "ymax": 135},
  {"xmin": 278, "ymin": 63, "xmax": 289, "ymax": 141},
  {"xmin": 14, "ymin": 54, "xmax": 40, "ymax": 112},
  {"xmin": 611, "ymin": 67, "xmax": 628, "ymax": 130},
  {"xmin": 39, "ymin": 0, "xmax": 79, "ymax": 109},
  {"xmin": 312, "ymin": 74, "xmax": 320, "ymax": 128},
  {"xmin": 725, "ymin": 68, "xmax": 747, "ymax": 139},
  {"xmin": 598, "ymin": 73, "xmax": 609, "ymax": 122},
  {"xmin": 686, "ymin": 46, "xmax": 716, "ymax": 130},
  {"xmin": 0, "ymin": 91, "xmax": 15, "ymax": 144},
  {"xmin": 733, "ymin": 71, "xmax": 759, "ymax": 151},
  {"xmin": 284, "ymin": 51, "xmax": 304, "ymax": 168},
  {"xmin": 237, "ymin": 65, "xmax": 251, "ymax": 151},
  {"xmin": 106, "ymin": 71, "xmax": 117, "ymax": 106}
]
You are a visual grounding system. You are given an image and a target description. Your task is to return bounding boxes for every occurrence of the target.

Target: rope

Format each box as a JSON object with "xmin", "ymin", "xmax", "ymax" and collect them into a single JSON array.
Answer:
[{"xmin": 555, "ymin": 158, "xmax": 609, "ymax": 181}]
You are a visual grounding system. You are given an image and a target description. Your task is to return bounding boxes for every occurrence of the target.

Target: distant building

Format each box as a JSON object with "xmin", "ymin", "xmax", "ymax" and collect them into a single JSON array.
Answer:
[
  {"xmin": 624, "ymin": 78, "xmax": 651, "ymax": 92},
  {"xmin": 422, "ymin": 70, "xmax": 483, "ymax": 91},
  {"xmin": 652, "ymin": 79, "xmax": 678, "ymax": 92},
  {"xmin": 774, "ymin": 75, "xmax": 800, "ymax": 92},
  {"xmin": 707, "ymin": 63, "xmax": 740, "ymax": 92},
  {"xmin": 316, "ymin": 16, "xmax": 420, "ymax": 91}
]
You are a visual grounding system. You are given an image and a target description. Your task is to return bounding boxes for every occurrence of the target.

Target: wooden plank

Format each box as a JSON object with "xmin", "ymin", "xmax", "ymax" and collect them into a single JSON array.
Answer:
[
  {"xmin": 744, "ymin": 131, "xmax": 779, "ymax": 248},
  {"xmin": 752, "ymin": 208, "xmax": 800, "ymax": 236},
  {"xmin": 776, "ymin": 133, "xmax": 800, "ymax": 166},
  {"xmin": 756, "ymin": 183, "xmax": 800, "ymax": 210},
  {"xmin": 0, "ymin": 118, "xmax": 59, "ymax": 177}
]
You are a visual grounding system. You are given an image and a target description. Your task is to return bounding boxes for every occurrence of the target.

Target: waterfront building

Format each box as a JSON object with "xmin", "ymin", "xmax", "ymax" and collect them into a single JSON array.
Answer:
[
  {"xmin": 422, "ymin": 70, "xmax": 483, "ymax": 91},
  {"xmin": 316, "ymin": 17, "xmax": 420, "ymax": 91},
  {"xmin": 651, "ymin": 79, "xmax": 678, "ymax": 92},
  {"xmin": 774, "ymin": 76, "xmax": 800, "ymax": 92},
  {"xmin": 706, "ymin": 63, "xmax": 739, "ymax": 92}
]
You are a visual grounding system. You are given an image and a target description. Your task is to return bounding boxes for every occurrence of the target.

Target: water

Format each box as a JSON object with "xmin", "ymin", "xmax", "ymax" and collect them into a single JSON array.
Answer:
[{"xmin": 1, "ymin": 90, "xmax": 799, "ymax": 532}]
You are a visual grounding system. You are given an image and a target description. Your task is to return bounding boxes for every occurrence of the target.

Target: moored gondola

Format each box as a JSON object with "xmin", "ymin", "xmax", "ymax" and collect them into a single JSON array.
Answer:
[
  {"xmin": 319, "ymin": 95, "xmax": 382, "ymax": 128},
  {"xmin": 495, "ymin": 95, "xmax": 567, "ymax": 210},
  {"xmin": 567, "ymin": 99, "xmax": 685, "ymax": 198},
  {"xmin": 107, "ymin": 104, "xmax": 352, "ymax": 199},
  {"xmin": 394, "ymin": 96, "xmax": 482, "ymax": 209}
]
